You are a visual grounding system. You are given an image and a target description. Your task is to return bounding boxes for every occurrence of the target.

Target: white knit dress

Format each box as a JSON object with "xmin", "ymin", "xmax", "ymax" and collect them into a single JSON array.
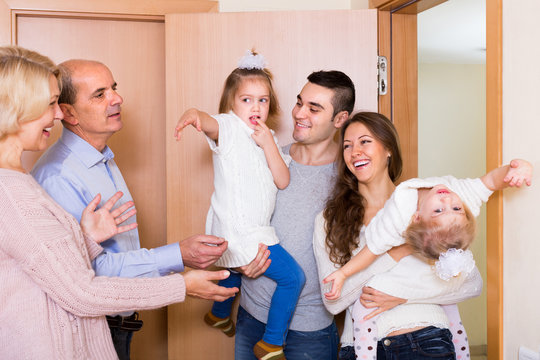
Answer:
[{"xmin": 205, "ymin": 112, "xmax": 291, "ymax": 268}]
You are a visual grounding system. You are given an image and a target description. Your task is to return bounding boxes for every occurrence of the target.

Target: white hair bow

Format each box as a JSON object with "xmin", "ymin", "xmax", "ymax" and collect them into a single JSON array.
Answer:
[
  {"xmin": 434, "ymin": 248, "xmax": 475, "ymax": 281},
  {"xmin": 238, "ymin": 50, "xmax": 266, "ymax": 70}
]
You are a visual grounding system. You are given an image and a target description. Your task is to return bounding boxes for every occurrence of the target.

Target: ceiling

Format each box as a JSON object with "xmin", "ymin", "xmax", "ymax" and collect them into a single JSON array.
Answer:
[{"xmin": 418, "ymin": 0, "xmax": 486, "ymax": 64}]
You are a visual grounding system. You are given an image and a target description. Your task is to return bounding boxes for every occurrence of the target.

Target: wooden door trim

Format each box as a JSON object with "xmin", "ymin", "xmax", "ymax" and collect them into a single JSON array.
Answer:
[
  {"xmin": 11, "ymin": 10, "xmax": 166, "ymax": 44},
  {"xmin": 370, "ymin": 0, "xmax": 446, "ymax": 13},
  {"xmin": 374, "ymin": 7, "xmax": 418, "ymax": 182},
  {"xmin": 1, "ymin": 0, "xmax": 218, "ymax": 45},
  {"xmin": 486, "ymin": 0, "xmax": 503, "ymax": 357},
  {"xmin": 3, "ymin": 0, "xmax": 218, "ymax": 15},
  {"xmin": 375, "ymin": 0, "xmax": 504, "ymax": 357}
]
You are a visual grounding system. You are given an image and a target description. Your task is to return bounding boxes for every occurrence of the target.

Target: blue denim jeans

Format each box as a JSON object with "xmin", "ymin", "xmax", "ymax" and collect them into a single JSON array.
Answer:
[
  {"xmin": 377, "ymin": 326, "xmax": 456, "ymax": 359},
  {"xmin": 109, "ymin": 327, "xmax": 133, "ymax": 360},
  {"xmin": 212, "ymin": 244, "xmax": 305, "ymax": 345},
  {"xmin": 235, "ymin": 306, "xmax": 339, "ymax": 360}
]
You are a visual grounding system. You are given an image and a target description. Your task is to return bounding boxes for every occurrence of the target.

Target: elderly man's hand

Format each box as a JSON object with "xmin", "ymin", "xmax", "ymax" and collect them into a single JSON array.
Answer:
[{"xmin": 179, "ymin": 235, "xmax": 227, "ymax": 269}]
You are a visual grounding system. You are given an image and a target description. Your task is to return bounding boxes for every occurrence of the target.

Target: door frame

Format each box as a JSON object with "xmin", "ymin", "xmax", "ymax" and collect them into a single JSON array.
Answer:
[{"xmin": 373, "ymin": 0, "xmax": 503, "ymax": 358}]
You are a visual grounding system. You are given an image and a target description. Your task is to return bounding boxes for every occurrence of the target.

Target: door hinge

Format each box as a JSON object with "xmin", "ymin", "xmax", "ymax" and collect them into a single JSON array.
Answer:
[{"xmin": 378, "ymin": 56, "xmax": 388, "ymax": 95}]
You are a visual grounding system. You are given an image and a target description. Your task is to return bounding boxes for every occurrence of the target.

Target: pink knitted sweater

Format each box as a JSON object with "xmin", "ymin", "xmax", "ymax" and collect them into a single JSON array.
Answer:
[{"xmin": 0, "ymin": 169, "xmax": 186, "ymax": 359}]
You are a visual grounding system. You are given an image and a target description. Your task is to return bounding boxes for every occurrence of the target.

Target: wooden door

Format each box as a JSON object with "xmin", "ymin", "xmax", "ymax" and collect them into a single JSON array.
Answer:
[
  {"xmin": 15, "ymin": 13, "xmax": 168, "ymax": 360},
  {"xmin": 164, "ymin": 10, "xmax": 378, "ymax": 359}
]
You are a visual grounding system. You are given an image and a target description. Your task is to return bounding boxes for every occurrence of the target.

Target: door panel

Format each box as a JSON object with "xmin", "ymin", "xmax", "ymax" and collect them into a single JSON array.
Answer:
[
  {"xmin": 16, "ymin": 15, "xmax": 168, "ymax": 360},
  {"xmin": 165, "ymin": 10, "xmax": 377, "ymax": 359}
]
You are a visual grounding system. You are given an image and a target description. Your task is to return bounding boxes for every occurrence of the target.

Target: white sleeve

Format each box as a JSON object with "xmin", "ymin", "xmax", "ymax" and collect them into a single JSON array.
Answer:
[
  {"xmin": 366, "ymin": 255, "xmax": 482, "ymax": 304},
  {"xmin": 431, "ymin": 176, "xmax": 493, "ymax": 217},
  {"xmin": 364, "ymin": 185, "xmax": 416, "ymax": 255},
  {"xmin": 313, "ymin": 212, "xmax": 396, "ymax": 314}
]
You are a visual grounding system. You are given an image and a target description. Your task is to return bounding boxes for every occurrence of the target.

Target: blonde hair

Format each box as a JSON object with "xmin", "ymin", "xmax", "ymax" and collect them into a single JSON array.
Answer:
[
  {"xmin": 219, "ymin": 67, "xmax": 280, "ymax": 128},
  {"xmin": 0, "ymin": 46, "xmax": 61, "ymax": 139},
  {"xmin": 404, "ymin": 204, "xmax": 476, "ymax": 263}
]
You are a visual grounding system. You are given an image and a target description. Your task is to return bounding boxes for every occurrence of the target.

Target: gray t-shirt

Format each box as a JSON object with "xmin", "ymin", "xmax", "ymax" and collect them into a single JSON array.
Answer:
[{"xmin": 239, "ymin": 144, "xmax": 337, "ymax": 331}]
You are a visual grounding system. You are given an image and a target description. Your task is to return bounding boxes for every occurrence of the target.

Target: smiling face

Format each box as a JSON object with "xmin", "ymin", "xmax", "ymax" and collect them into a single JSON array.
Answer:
[
  {"xmin": 17, "ymin": 75, "xmax": 62, "ymax": 152},
  {"xmin": 291, "ymin": 82, "xmax": 339, "ymax": 145},
  {"xmin": 342, "ymin": 121, "xmax": 391, "ymax": 185},
  {"xmin": 231, "ymin": 78, "xmax": 270, "ymax": 130},
  {"xmin": 416, "ymin": 185, "xmax": 466, "ymax": 226}
]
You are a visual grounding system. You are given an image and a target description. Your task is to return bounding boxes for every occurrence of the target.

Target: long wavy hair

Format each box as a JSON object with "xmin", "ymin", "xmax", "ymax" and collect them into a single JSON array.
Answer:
[{"xmin": 323, "ymin": 112, "xmax": 403, "ymax": 266}]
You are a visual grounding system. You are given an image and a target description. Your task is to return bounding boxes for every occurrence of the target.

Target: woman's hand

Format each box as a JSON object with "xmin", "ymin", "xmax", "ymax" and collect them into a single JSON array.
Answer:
[
  {"xmin": 234, "ymin": 243, "xmax": 271, "ymax": 278},
  {"xmin": 359, "ymin": 286, "xmax": 406, "ymax": 320},
  {"xmin": 80, "ymin": 191, "xmax": 137, "ymax": 244},
  {"xmin": 184, "ymin": 269, "xmax": 239, "ymax": 302}
]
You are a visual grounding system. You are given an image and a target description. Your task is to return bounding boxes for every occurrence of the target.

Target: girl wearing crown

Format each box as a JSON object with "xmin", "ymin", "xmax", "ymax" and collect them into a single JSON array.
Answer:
[{"xmin": 174, "ymin": 50, "xmax": 303, "ymax": 360}]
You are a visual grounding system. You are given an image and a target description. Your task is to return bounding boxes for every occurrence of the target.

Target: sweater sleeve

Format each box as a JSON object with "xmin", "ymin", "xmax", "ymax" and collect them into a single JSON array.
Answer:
[
  {"xmin": 366, "ymin": 255, "xmax": 482, "ymax": 305},
  {"xmin": 0, "ymin": 181, "xmax": 186, "ymax": 317},
  {"xmin": 364, "ymin": 184, "xmax": 417, "ymax": 255},
  {"xmin": 439, "ymin": 176, "xmax": 493, "ymax": 217},
  {"xmin": 313, "ymin": 212, "xmax": 396, "ymax": 314}
]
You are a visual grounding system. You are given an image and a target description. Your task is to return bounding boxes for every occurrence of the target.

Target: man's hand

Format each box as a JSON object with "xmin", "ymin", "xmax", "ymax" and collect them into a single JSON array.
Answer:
[
  {"xmin": 183, "ymin": 269, "xmax": 239, "ymax": 302},
  {"xmin": 179, "ymin": 235, "xmax": 227, "ymax": 269},
  {"xmin": 234, "ymin": 243, "xmax": 271, "ymax": 278},
  {"xmin": 80, "ymin": 191, "xmax": 137, "ymax": 243},
  {"xmin": 359, "ymin": 286, "xmax": 406, "ymax": 320}
]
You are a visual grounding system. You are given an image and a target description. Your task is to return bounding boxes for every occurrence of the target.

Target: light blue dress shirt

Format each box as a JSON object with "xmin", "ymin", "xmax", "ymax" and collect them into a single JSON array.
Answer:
[{"xmin": 32, "ymin": 128, "xmax": 183, "ymax": 278}]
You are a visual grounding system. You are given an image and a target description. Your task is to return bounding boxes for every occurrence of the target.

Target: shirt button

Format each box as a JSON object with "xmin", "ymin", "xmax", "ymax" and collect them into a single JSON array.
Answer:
[{"xmin": 384, "ymin": 339, "xmax": 391, "ymax": 346}]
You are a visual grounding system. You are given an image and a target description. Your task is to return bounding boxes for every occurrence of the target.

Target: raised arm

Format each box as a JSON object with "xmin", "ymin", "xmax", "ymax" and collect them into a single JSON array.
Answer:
[
  {"xmin": 251, "ymin": 119, "xmax": 290, "ymax": 189},
  {"xmin": 481, "ymin": 158, "xmax": 532, "ymax": 191},
  {"xmin": 174, "ymin": 108, "xmax": 219, "ymax": 141}
]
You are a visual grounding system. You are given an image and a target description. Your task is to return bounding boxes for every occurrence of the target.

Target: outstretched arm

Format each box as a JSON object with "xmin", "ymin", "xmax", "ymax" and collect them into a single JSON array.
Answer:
[
  {"xmin": 481, "ymin": 159, "xmax": 532, "ymax": 191},
  {"xmin": 174, "ymin": 108, "xmax": 219, "ymax": 141},
  {"xmin": 251, "ymin": 119, "xmax": 290, "ymax": 189},
  {"xmin": 323, "ymin": 246, "xmax": 377, "ymax": 300}
]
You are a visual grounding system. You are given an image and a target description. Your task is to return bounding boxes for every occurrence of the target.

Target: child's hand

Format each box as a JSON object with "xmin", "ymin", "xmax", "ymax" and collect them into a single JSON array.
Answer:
[
  {"xmin": 323, "ymin": 269, "xmax": 346, "ymax": 300},
  {"xmin": 251, "ymin": 119, "xmax": 274, "ymax": 149},
  {"xmin": 504, "ymin": 159, "xmax": 533, "ymax": 187},
  {"xmin": 174, "ymin": 108, "xmax": 202, "ymax": 140}
]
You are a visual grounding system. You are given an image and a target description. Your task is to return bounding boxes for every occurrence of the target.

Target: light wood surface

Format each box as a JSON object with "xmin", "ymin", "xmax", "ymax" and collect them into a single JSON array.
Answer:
[
  {"xmin": 165, "ymin": 10, "xmax": 378, "ymax": 359},
  {"xmin": 370, "ymin": 0, "xmax": 446, "ymax": 13},
  {"xmin": 486, "ymin": 0, "xmax": 503, "ymax": 357},
  {"xmin": 392, "ymin": 13, "xmax": 418, "ymax": 182},
  {"xmin": 4, "ymin": 0, "xmax": 217, "ymax": 15},
  {"xmin": 15, "ymin": 15, "xmax": 169, "ymax": 360}
]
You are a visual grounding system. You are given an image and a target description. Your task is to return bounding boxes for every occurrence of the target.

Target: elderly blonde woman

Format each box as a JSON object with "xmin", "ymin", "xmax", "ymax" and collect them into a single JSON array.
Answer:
[{"xmin": 0, "ymin": 46, "xmax": 237, "ymax": 359}]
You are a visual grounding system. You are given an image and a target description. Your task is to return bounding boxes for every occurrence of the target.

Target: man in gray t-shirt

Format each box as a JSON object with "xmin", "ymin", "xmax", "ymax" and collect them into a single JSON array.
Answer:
[{"xmin": 235, "ymin": 71, "xmax": 355, "ymax": 360}]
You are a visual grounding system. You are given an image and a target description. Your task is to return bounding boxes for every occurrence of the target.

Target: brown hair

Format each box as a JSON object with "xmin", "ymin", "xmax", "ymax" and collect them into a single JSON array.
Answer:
[
  {"xmin": 405, "ymin": 204, "xmax": 476, "ymax": 263},
  {"xmin": 219, "ymin": 67, "xmax": 280, "ymax": 128},
  {"xmin": 324, "ymin": 112, "xmax": 403, "ymax": 266}
]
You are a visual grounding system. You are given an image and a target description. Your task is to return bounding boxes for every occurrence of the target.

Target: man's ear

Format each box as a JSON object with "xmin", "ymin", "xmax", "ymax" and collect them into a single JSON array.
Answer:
[
  {"xmin": 333, "ymin": 111, "xmax": 349, "ymax": 128},
  {"xmin": 59, "ymin": 103, "xmax": 78, "ymax": 126}
]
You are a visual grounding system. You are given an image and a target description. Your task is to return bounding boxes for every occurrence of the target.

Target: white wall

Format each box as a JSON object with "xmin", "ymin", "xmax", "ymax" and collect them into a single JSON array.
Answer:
[
  {"xmin": 418, "ymin": 63, "xmax": 487, "ymax": 346},
  {"xmin": 502, "ymin": 0, "xmax": 540, "ymax": 358}
]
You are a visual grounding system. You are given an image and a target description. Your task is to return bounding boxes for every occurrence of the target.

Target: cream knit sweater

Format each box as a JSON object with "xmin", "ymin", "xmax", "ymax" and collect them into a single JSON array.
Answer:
[
  {"xmin": 205, "ymin": 112, "xmax": 291, "ymax": 267},
  {"xmin": 0, "ymin": 169, "xmax": 186, "ymax": 359}
]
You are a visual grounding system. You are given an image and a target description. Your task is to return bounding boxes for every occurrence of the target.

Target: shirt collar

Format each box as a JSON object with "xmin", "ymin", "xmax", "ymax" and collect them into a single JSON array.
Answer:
[{"xmin": 60, "ymin": 128, "xmax": 115, "ymax": 168}]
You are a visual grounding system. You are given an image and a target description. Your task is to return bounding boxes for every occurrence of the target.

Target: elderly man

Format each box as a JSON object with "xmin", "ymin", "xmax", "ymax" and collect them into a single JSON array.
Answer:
[{"xmin": 32, "ymin": 59, "xmax": 230, "ymax": 359}]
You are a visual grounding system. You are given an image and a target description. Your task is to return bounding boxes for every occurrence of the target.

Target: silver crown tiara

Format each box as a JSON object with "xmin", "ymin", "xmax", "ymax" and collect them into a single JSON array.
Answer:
[{"xmin": 237, "ymin": 50, "xmax": 266, "ymax": 70}]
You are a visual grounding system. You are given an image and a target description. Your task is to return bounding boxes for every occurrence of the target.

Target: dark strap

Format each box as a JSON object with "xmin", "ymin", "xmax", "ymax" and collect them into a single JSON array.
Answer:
[{"xmin": 106, "ymin": 312, "xmax": 143, "ymax": 332}]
